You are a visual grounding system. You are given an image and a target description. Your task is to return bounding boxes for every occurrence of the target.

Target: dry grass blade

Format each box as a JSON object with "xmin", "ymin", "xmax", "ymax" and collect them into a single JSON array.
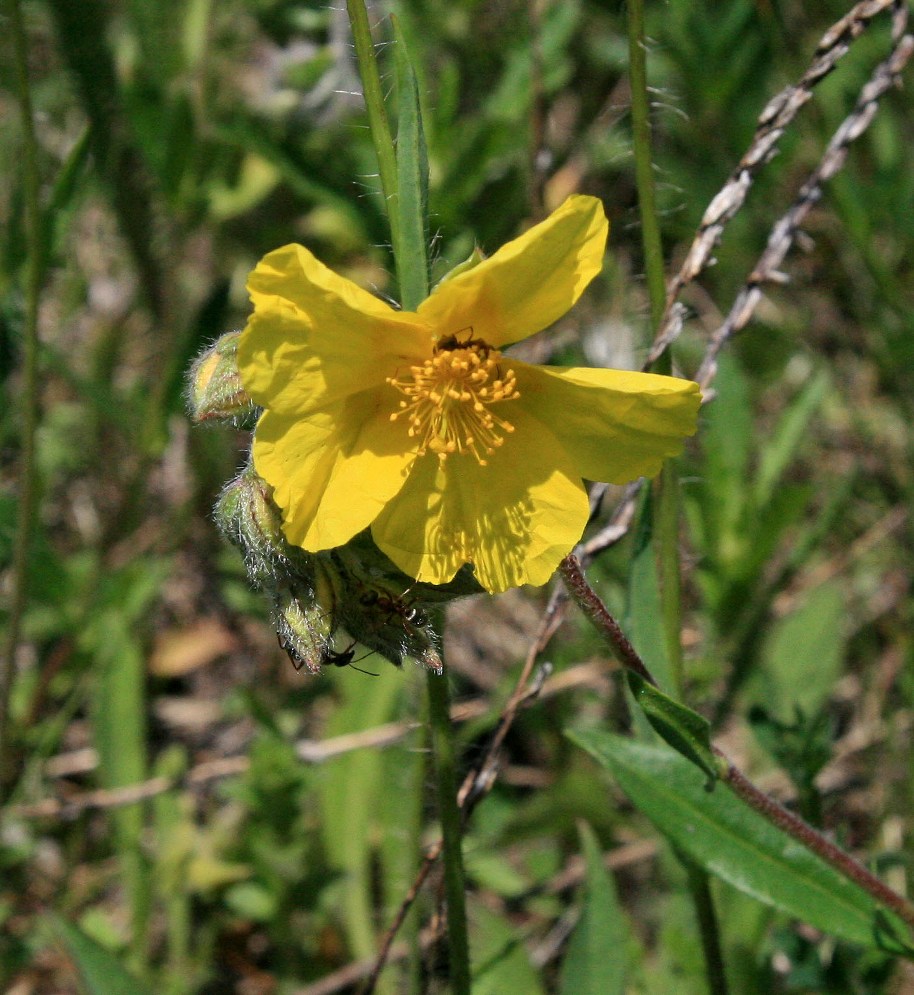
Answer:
[
  {"xmin": 695, "ymin": 22, "xmax": 914, "ymax": 388},
  {"xmin": 647, "ymin": 0, "xmax": 909, "ymax": 366},
  {"xmin": 579, "ymin": 0, "xmax": 912, "ymax": 563}
]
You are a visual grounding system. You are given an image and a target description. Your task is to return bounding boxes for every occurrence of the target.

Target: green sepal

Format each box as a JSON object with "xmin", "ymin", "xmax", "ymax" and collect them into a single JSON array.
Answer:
[
  {"xmin": 626, "ymin": 671, "xmax": 721, "ymax": 788},
  {"xmin": 434, "ymin": 246, "xmax": 487, "ymax": 288},
  {"xmin": 185, "ymin": 330, "xmax": 254, "ymax": 425}
]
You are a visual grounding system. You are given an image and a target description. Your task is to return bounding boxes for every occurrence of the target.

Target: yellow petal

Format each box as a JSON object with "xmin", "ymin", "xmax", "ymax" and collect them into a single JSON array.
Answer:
[
  {"xmin": 252, "ymin": 388, "xmax": 415, "ymax": 551},
  {"xmin": 239, "ymin": 243, "xmax": 430, "ymax": 416},
  {"xmin": 371, "ymin": 409, "xmax": 590, "ymax": 592},
  {"xmin": 417, "ymin": 195, "xmax": 608, "ymax": 349},
  {"xmin": 515, "ymin": 364, "xmax": 701, "ymax": 484}
]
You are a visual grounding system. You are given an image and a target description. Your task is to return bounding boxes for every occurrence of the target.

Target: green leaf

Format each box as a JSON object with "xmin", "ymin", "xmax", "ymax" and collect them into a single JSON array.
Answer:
[
  {"xmin": 754, "ymin": 368, "xmax": 829, "ymax": 508},
  {"xmin": 567, "ymin": 729, "xmax": 911, "ymax": 950},
  {"xmin": 626, "ymin": 673, "xmax": 720, "ymax": 788},
  {"xmin": 471, "ymin": 901, "xmax": 545, "ymax": 995},
  {"xmin": 755, "ymin": 580, "xmax": 846, "ymax": 723},
  {"xmin": 51, "ymin": 917, "xmax": 153, "ymax": 995},
  {"xmin": 392, "ymin": 17, "xmax": 429, "ymax": 310},
  {"xmin": 317, "ymin": 668, "xmax": 405, "ymax": 961},
  {"xmin": 559, "ymin": 823, "xmax": 628, "ymax": 995},
  {"xmin": 625, "ymin": 490, "xmax": 674, "ymax": 695}
]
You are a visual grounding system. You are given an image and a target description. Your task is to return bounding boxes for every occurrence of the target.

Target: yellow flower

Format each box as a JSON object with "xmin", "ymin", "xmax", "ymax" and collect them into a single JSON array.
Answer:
[{"xmin": 238, "ymin": 195, "xmax": 700, "ymax": 594}]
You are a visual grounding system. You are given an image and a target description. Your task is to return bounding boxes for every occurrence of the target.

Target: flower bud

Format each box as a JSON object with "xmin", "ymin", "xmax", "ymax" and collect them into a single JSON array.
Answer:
[
  {"xmin": 272, "ymin": 578, "xmax": 334, "ymax": 674},
  {"xmin": 213, "ymin": 465, "xmax": 292, "ymax": 583},
  {"xmin": 186, "ymin": 331, "xmax": 253, "ymax": 424}
]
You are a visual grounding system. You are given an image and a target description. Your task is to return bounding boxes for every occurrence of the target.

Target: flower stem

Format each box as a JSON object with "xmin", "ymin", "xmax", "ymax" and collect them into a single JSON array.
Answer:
[
  {"xmin": 0, "ymin": 0, "xmax": 43, "ymax": 801},
  {"xmin": 627, "ymin": 4, "xmax": 720, "ymax": 981},
  {"xmin": 684, "ymin": 857, "xmax": 730, "ymax": 995},
  {"xmin": 346, "ymin": 0, "xmax": 400, "ymax": 251},
  {"xmin": 561, "ymin": 554, "xmax": 914, "ymax": 935},
  {"xmin": 425, "ymin": 667, "xmax": 471, "ymax": 995},
  {"xmin": 719, "ymin": 756, "xmax": 914, "ymax": 931},
  {"xmin": 626, "ymin": 0, "xmax": 666, "ymax": 335}
]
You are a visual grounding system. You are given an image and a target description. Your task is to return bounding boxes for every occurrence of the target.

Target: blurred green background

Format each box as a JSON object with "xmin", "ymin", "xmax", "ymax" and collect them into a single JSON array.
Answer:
[{"xmin": 2, "ymin": 0, "xmax": 913, "ymax": 991}]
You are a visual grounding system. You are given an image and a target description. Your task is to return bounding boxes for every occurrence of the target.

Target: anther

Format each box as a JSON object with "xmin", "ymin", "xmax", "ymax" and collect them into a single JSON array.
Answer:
[{"xmin": 386, "ymin": 337, "xmax": 520, "ymax": 464}]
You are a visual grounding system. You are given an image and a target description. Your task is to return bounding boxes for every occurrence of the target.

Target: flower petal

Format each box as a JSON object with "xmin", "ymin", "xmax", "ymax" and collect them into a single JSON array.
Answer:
[
  {"xmin": 252, "ymin": 387, "xmax": 415, "ymax": 551},
  {"xmin": 417, "ymin": 195, "xmax": 608, "ymax": 349},
  {"xmin": 514, "ymin": 364, "xmax": 701, "ymax": 484},
  {"xmin": 239, "ymin": 244, "xmax": 430, "ymax": 416},
  {"xmin": 371, "ymin": 409, "xmax": 590, "ymax": 592}
]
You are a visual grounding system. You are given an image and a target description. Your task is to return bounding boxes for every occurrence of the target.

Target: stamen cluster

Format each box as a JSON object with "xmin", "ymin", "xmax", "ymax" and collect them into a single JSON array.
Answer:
[{"xmin": 387, "ymin": 339, "xmax": 520, "ymax": 465}]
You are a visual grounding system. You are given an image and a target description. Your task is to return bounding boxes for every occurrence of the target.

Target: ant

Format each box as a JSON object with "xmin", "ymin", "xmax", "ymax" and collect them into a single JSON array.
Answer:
[
  {"xmin": 278, "ymin": 634, "xmax": 378, "ymax": 676},
  {"xmin": 360, "ymin": 588, "xmax": 426, "ymax": 627},
  {"xmin": 325, "ymin": 641, "xmax": 379, "ymax": 676},
  {"xmin": 278, "ymin": 633, "xmax": 313, "ymax": 673}
]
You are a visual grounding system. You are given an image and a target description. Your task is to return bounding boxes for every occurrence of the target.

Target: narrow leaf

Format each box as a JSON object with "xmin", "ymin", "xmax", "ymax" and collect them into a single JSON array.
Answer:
[
  {"xmin": 51, "ymin": 917, "xmax": 152, "ymax": 995},
  {"xmin": 626, "ymin": 672, "xmax": 719, "ymax": 787},
  {"xmin": 471, "ymin": 901, "xmax": 545, "ymax": 995},
  {"xmin": 559, "ymin": 823, "xmax": 628, "ymax": 995},
  {"xmin": 625, "ymin": 490, "xmax": 674, "ymax": 694},
  {"xmin": 754, "ymin": 369, "xmax": 829, "ymax": 507},
  {"xmin": 568, "ymin": 729, "xmax": 910, "ymax": 950}
]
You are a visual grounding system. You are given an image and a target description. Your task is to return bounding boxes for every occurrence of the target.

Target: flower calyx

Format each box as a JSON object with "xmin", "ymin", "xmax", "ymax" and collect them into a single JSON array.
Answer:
[{"xmin": 187, "ymin": 331, "xmax": 255, "ymax": 426}]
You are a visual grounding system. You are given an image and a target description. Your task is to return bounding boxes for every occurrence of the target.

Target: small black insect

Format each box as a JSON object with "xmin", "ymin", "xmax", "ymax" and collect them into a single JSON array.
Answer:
[
  {"xmin": 435, "ymin": 326, "xmax": 491, "ymax": 356},
  {"xmin": 325, "ymin": 641, "xmax": 379, "ymax": 677},
  {"xmin": 278, "ymin": 632, "xmax": 308, "ymax": 671},
  {"xmin": 278, "ymin": 634, "xmax": 377, "ymax": 675}
]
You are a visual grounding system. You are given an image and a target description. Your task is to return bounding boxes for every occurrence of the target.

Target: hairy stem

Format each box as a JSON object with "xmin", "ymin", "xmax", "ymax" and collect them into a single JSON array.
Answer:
[
  {"xmin": 720, "ymin": 757, "xmax": 914, "ymax": 931},
  {"xmin": 561, "ymin": 554, "xmax": 914, "ymax": 936},
  {"xmin": 626, "ymin": 0, "xmax": 666, "ymax": 335},
  {"xmin": 560, "ymin": 556, "xmax": 658, "ymax": 687},
  {"xmin": 346, "ymin": 0, "xmax": 400, "ymax": 251}
]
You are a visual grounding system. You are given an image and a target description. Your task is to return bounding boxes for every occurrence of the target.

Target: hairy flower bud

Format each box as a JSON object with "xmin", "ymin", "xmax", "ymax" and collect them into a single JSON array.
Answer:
[
  {"xmin": 271, "ymin": 575, "xmax": 335, "ymax": 674},
  {"xmin": 187, "ymin": 331, "xmax": 253, "ymax": 424},
  {"xmin": 213, "ymin": 465, "xmax": 296, "ymax": 583},
  {"xmin": 213, "ymin": 469, "xmax": 480, "ymax": 674}
]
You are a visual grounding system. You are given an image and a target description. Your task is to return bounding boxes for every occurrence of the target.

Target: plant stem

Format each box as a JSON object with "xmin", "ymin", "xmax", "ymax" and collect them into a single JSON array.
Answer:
[
  {"xmin": 685, "ymin": 858, "xmax": 730, "ymax": 995},
  {"xmin": 626, "ymin": 0, "xmax": 666, "ymax": 335},
  {"xmin": 347, "ymin": 11, "xmax": 443, "ymax": 987},
  {"xmin": 426, "ymin": 668, "xmax": 472, "ymax": 995},
  {"xmin": 346, "ymin": 0, "xmax": 400, "ymax": 252},
  {"xmin": 627, "ymin": 6, "xmax": 720, "ymax": 983},
  {"xmin": 559, "ymin": 556, "xmax": 658, "ymax": 687},
  {"xmin": 1, "ymin": 0, "xmax": 43, "ymax": 800},
  {"xmin": 561, "ymin": 553, "xmax": 914, "ymax": 935},
  {"xmin": 720, "ymin": 755, "xmax": 914, "ymax": 931}
]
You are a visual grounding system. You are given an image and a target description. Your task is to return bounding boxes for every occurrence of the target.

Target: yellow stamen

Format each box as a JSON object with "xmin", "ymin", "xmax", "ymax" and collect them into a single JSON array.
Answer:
[{"xmin": 387, "ymin": 338, "xmax": 520, "ymax": 465}]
